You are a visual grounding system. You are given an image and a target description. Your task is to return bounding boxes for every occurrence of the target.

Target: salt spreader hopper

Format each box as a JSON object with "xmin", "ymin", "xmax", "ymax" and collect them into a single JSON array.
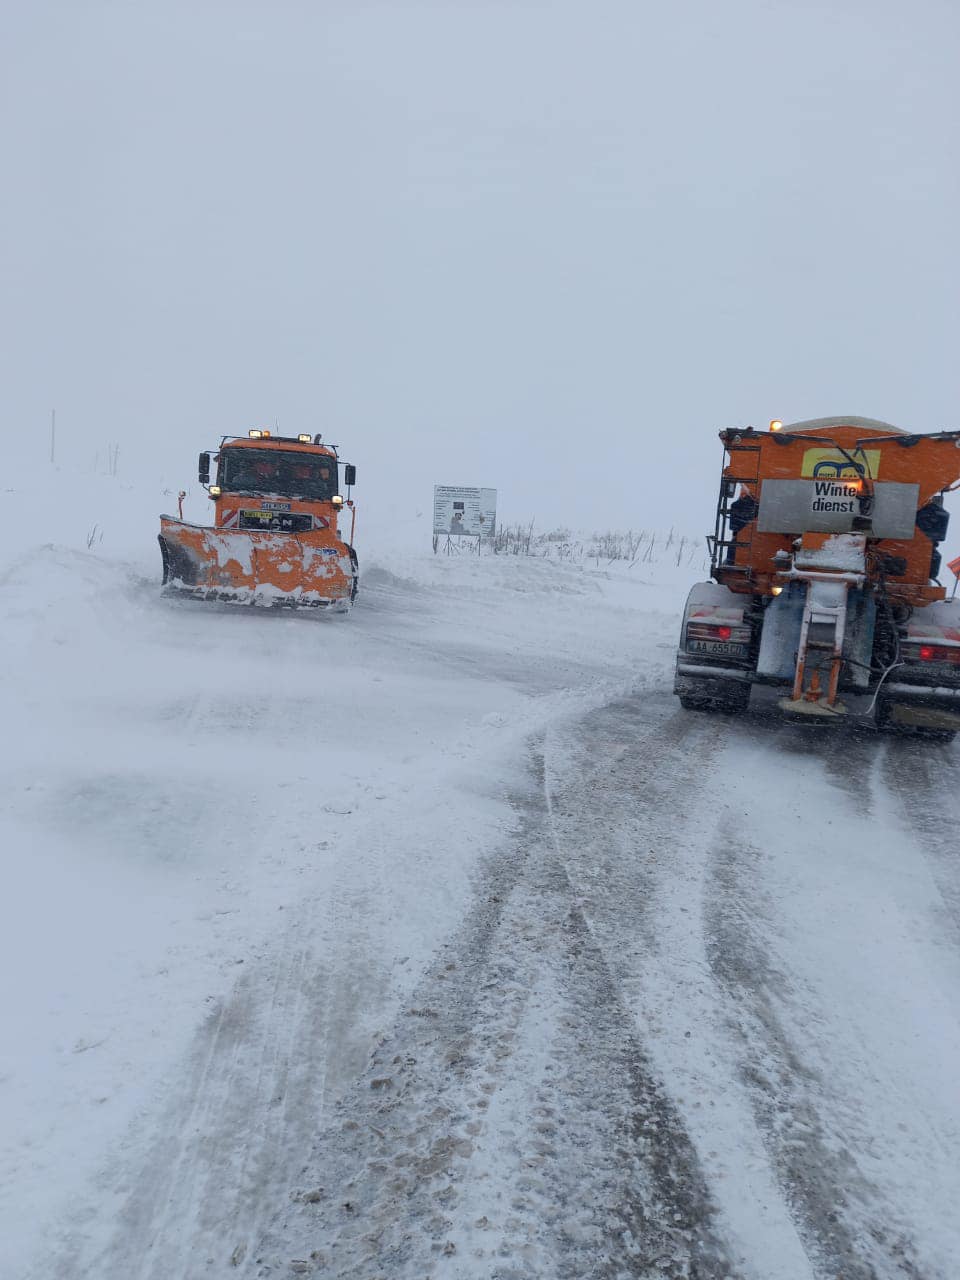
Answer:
[
  {"xmin": 159, "ymin": 430, "xmax": 359, "ymax": 610},
  {"xmin": 674, "ymin": 417, "xmax": 960, "ymax": 738}
]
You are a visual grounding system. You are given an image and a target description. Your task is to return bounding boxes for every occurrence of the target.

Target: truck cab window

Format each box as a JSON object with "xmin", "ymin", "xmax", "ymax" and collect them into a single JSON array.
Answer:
[{"xmin": 219, "ymin": 449, "xmax": 338, "ymax": 501}]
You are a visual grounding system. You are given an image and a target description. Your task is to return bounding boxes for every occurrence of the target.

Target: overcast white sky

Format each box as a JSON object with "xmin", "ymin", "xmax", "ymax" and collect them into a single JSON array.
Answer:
[{"xmin": 2, "ymin": 0, "xmax": 958, "ymax": 535}]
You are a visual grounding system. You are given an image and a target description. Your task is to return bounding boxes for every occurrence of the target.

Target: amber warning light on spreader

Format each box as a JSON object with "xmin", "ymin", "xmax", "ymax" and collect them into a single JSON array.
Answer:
[{"xmin": 769, "ymin": 419, "xmax": 783, "ymax": 432}]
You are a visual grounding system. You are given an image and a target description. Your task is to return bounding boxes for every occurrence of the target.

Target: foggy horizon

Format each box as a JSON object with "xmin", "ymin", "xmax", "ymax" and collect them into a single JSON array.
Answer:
[{"xmin": 3, "ymin": 0, "xmax": 957, "ymax": 536}]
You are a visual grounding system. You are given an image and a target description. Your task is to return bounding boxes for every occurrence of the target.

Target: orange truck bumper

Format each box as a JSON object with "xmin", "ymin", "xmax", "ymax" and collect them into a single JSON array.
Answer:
[{"xmin": 159, "ymin": 517, "xmax": 356, "ymax": 609}]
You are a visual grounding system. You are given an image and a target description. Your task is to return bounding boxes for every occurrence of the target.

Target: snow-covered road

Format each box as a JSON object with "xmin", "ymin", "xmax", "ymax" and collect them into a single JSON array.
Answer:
[
  {"xmin": 251, "ymin": 693, "xmax": 960, "ymax": 1280},
  {"xmin": 2, "ymin": 483, "xmax": 959, "ymax": 1279}
]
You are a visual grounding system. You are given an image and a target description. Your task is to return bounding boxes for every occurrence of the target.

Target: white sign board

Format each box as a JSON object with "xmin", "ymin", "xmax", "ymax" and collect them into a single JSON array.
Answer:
[{"xmin": 433, "ymin": 486, "xmax": 497, "ymax": 538}]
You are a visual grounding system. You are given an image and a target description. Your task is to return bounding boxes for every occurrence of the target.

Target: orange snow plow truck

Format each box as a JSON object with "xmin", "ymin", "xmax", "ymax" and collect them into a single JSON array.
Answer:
[
  {"xmin": 675, "ymin": 416, "xmax": 960, "ymax": 739},
  {"xmin": 159, "ymin": 431, "xmax": 358, "ymax": 610}
]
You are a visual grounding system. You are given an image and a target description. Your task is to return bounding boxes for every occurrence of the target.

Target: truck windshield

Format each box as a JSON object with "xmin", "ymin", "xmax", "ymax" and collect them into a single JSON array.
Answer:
[{"xmin": 219, "ymin": 449, "xmax": 338, "ymax": 501}]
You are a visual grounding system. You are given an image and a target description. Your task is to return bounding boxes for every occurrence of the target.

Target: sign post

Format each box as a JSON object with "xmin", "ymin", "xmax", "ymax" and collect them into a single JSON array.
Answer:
[{"xmin": 433, "ymin": 486, "xmax": 497, "ymax": 554}]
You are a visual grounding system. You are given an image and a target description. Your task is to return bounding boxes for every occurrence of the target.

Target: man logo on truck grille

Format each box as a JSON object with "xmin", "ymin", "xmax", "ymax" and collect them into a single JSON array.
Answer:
[{"xmin": 801, "ymin": 447, "xmax": 881, "ymax": 480}]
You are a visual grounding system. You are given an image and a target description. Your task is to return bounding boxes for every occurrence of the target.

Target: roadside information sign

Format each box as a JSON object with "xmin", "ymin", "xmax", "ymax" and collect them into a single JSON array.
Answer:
[{"xmin": 433, "ymin": 486, "xmax": 497, "ymax": 538}]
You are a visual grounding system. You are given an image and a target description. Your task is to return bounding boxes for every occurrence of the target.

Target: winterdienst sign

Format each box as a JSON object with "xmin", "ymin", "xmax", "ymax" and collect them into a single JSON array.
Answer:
[
  {"xmin": 433, "ymin": 486, "xmax": 497, "ymax": 538},
  {"xmin": 756, "ymin": 479, "xmax": 919, "ymax": 539}
]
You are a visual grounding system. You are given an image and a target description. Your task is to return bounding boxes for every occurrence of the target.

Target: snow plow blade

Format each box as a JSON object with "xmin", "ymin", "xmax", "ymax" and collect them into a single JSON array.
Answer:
[{"xmin": 159, "ymin": 517, "xmax": 357, "ymax": 610}]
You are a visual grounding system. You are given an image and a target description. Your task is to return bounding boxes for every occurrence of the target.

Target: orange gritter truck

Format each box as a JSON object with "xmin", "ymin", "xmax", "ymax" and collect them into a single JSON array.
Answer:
[
  {"xmin": 159, "ymin": 430, "xmax": 359, "ymax": 611},
  {"xmin": 675, "ymin": 416, "xmax": 960, "ymax": 739}
]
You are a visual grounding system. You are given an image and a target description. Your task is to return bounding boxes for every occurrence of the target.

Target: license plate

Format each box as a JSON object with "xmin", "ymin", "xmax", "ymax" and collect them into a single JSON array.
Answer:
[
  {"xmin": 689, "ymin": 639, "xmax": 748, "ymax": 657},
  {"xmin": 240, "ymin": 509, "xmax": 313, "ymax": 533}
]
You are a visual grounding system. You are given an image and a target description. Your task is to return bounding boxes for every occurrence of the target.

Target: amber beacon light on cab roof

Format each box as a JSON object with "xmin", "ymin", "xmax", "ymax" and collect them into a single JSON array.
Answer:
[
  {"xmin": 159, "ymin": 430, "xmax": 359, "ymax": 611},
  {"xmin": 674, "ymin": 416, "xmax": 960, "ymax": 740}
]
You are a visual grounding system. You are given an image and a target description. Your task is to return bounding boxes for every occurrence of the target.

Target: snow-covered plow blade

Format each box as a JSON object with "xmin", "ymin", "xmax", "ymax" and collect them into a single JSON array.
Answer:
[{"xmin": 159, "ymin": 517, "xmax": 357, "ymax": 610}]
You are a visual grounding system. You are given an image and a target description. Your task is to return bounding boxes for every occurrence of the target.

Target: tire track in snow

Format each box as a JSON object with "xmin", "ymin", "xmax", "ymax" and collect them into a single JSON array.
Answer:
[
  {"xmin": 701, "ymin": 814, "xmax": 923, "ymax": 1280},
  {"xmin": 876, "ymin": 736, "xmax": 960, "ymax": 945},
  {"xmin": 38, "ymin": 659, "xmax": 958, "ymax": 1280},
  {"xmin": 541, "ymin": 694, "xmax": 819, "ymax": 1280},
  {"xmin": 548, "ymin": 695, "xmax": 955, "ymax": 1278},
  {"xmin": 254, "ymin": 741, "xmax": 731, "ymax": 1279},
  {"xmin": 699, "ymin": 713, "xmax": 960, "ymax": 1279},
  {"xmin": 43, "ymin": 910, "xmax": 389, "ymax": 1280}
]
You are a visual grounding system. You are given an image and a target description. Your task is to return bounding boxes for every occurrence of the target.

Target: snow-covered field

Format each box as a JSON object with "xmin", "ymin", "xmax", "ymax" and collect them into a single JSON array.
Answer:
[{"xmin": 2, "ymin": 468, "xmax": 959, "ymax": 1279}]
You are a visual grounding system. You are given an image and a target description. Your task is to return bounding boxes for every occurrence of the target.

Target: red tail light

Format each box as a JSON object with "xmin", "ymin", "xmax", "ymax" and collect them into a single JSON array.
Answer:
[
  {"xmin": 905, "ymin": 641, "xmax": 960, "ymax": 665},
  {"xmin": 686, "ymin": 620, "xmax": 751, "ymax": 645}
]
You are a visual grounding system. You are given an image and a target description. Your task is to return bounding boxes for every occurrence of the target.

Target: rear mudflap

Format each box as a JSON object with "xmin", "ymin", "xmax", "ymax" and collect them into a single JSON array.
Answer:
[
  {"xmin": 881, "ymin": 700, "xmax": 960, "ymax": 731},
  {"xmin": 674, "ymin": 669, "xmax": 749, "ymax": 701}
]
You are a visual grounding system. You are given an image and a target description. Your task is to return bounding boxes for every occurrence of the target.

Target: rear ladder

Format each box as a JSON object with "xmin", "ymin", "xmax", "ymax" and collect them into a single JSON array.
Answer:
[{"xmin": 709, "ymin": 442, "xmax": 761, "ymax": 577}]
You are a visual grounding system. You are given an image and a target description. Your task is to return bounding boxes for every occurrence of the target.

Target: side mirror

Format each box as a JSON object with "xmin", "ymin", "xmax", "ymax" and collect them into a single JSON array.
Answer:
[
  {"xmin": 198, "ymin": 452, "xmax": 211, "ymax": 485},
  {"xmin": 344, "ymin": 464, "xmax": 357, "ymax": 487}
]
